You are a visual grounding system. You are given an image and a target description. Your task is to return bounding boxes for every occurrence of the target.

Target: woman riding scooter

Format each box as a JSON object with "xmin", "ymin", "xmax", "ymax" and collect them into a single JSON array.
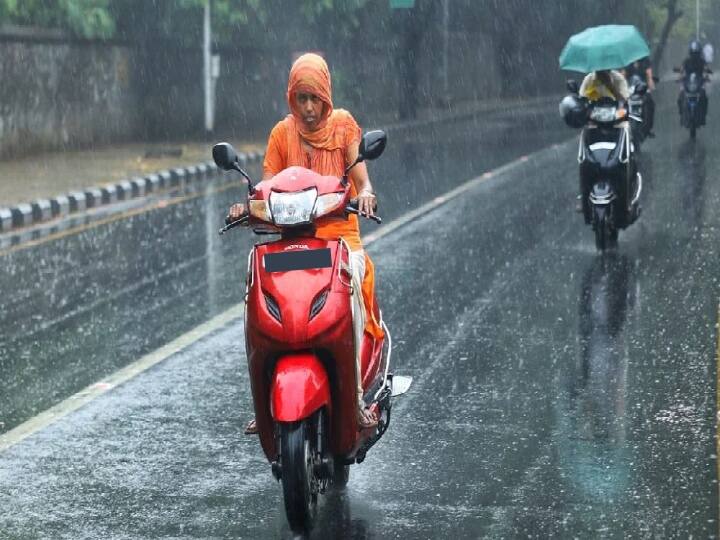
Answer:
[{"xmin": 228, "ymin": 53, "xmax": 383, "ymax": 431}]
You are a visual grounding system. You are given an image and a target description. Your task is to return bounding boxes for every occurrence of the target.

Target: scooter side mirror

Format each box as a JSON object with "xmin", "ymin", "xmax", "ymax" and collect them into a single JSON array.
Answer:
[
  {"xmin": 566, "ymin": 79, "xmax": 580, "ymax": 94},
  {"xmin": 359, "ymin": 130, "xmax": 387, "ymax": 161},
  {"xmin": 212, "ymin": 142, "xmax": 239, "ymax": 171},
  {"xmin": 212, "ymin": 142, "xmax": 256, "ymax": 194},
  {"xmin": 343, "ymin": 130, "xmax": 387, "ymax": 178}
]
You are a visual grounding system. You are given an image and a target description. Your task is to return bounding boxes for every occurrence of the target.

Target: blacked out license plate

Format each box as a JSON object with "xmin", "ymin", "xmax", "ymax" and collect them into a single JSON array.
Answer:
[{"xmin": 264, "ymin": 248, "xmax": 332, "ymax": 273}]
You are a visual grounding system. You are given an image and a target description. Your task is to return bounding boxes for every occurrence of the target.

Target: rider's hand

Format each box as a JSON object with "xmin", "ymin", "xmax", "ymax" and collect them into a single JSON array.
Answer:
[
  {"xmin": 357, "ymin": 189, "xmax": 377, "ymax": 217},
  {"xmin": 227, "ymin": 203, "xmax": 246, "ymax": 223}
]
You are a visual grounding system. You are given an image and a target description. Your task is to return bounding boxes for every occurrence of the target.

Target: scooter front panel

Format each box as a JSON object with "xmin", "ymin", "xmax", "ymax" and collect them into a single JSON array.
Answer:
[{"xmin": 245, "ymin": 238, "xmax": 362, "ymax": 459}]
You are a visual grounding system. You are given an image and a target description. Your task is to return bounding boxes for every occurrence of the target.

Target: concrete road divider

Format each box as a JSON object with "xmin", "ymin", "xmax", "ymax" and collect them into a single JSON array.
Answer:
[
  {"xmin": 31, "ymin": 199, "xmax": 52, "ymax": 222},
  {"xmin": 158, "ymin": 170, "xmax": 173, "ymax": 188},
  {"xmin": 130, "ymin": 177, "xmax": 146, "ymax": 197},
  {"xmin": 11, "ymin": 204, "xmax": 33, "ymax": 227},
  {"xmin": 196, "ymin": 163, "xmax": 208, "ymax": 181},
  {"xmin": 0, "ymin": 208, "xmax": 13, "ymax": 231},
  {"xmin": 68, "ymin": 192, "xmax": 87, "ymax": 212},
  {"xmin": 186, "ymin": 165, "xmax": 199, "ymax": 182},
  {"xmin": 84, "ymin": 188, "xmax": 103, "ymax": 208},
  {"xmin": 144, "ymin": 174, "xmax": 161, "ymax": 193},
  {"xmin": 117, "ymin": 180, "xmax": 134, "ymax": 200},
  {"xmin": 51, "ymin": 195, "xmax": 70, "ymax": 217},
  {"xmin": 101, "ymin": 185, "xmax": 118, "ymax": 205},
  {"xmin": 171, "ymin": 168, "xmax": 186, "ymax": 187}
]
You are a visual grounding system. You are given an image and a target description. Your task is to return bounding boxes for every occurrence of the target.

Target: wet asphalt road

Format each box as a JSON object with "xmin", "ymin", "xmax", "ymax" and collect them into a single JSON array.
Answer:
[{"xmin": 1, "ymin": 87, "xmax": 719, "ymax": 538}]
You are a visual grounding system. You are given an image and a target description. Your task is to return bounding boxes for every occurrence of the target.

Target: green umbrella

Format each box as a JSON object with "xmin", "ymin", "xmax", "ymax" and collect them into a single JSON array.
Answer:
[{"xmin": 559, "ymin": 25, "xmax": 650, "ymax": 73}]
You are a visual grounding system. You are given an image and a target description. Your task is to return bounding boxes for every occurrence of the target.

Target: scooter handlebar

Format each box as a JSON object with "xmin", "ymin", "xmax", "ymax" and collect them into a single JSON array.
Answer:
[
  {"xmin": 219, "ymin": 200, "xmax": 383, "ymax": 235},
  {"xmin": 347, "ymin": 199, "xmax": 382, "ymax": 224},
  {"xmin": 219, "ymin": 214, "xmax": 249, "ymax": 235}
]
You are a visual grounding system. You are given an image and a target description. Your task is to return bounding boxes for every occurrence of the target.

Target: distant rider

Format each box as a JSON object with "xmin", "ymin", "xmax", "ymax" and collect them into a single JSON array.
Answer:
[
  {"xmin": 622, "ymin": 57, "xmax": 656, "ymax": 136},
  {"xmin": 678, "ymin": 40, "xmax": 710, "ymax": 124}
]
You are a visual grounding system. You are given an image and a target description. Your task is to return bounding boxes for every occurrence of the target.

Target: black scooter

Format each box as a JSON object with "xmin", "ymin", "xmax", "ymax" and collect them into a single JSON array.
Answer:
[{"xmin": 564, "ymin": 81, "xmax": 642, "ymax": 251}]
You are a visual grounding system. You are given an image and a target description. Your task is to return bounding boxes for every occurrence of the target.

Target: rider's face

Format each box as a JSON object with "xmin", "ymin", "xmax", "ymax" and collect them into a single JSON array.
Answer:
[{"xmin": 295, "ymin": 92, "xmax": 324, "ymax": 130}]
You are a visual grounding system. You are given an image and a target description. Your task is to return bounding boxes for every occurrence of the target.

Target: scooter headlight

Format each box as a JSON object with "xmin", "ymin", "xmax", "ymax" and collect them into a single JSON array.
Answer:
[
  {"xmin": 313, "ymin": 192, "xmax": 345, "ymax": 218},
  {"xmin": 590, "ymin": 106, "xmax": 618, "ymax": 123},
  {"xmin": 269, "ymin": 188, "xmax": 317, "ymax": 226}
]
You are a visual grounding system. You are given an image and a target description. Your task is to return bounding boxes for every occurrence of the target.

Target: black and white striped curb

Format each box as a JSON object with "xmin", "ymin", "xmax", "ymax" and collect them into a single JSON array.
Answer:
[{"xmin": 0, "ymin": 152, "xmax": 265, "ymax": 234}]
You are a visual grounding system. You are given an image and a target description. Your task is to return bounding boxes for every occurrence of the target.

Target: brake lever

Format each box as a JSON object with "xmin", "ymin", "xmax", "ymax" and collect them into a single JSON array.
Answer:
[
  {"xmin": 219, "ymin": 215, "xmax": 249, "ymax": 235},
  {"xmin": 346, "ymin": 206, "xmax": 382, "ymax": 224}
]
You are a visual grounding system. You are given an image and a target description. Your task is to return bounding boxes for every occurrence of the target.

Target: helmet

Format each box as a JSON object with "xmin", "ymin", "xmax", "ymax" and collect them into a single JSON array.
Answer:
[
  {"xmin": 559, "ymin": 95, "xmax": 587, "ymax": 128},
  {"xmin": 689, "ymin": 40, "xmax": 702, "ymax": 56}
]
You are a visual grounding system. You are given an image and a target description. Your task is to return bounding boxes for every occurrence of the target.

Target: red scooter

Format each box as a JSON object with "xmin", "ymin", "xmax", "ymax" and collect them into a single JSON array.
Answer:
[{"xmin": 213, "ymin": 131, "xmax": 412, "ymax": 535}]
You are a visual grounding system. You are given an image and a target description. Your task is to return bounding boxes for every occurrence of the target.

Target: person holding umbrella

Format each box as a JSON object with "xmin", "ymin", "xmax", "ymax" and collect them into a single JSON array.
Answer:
[
  {"xmin": 579, "ymin": 69, "xmax": 629, "ymax": 103},
  {"xmin": 559, "ymin": 25, "xmax": 649, "ymax": 227},
  {"xmin": 623, "ymin": 57, "xmax": 656, "ymax": 137},
  {"xmin": 560, "ymin": 24, "xmax": 649, "ymax": 106}
]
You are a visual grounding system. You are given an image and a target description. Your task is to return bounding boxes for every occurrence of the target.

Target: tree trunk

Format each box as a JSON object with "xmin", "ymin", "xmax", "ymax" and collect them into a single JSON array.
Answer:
[{"xmin": 653, "ymin": 0, "xmax": 683, "ymax": 70}]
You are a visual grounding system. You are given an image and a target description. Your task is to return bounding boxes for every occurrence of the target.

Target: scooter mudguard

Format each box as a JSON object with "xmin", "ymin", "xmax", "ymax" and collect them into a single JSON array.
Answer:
[{"xmin": 271, "ymin": 352, "xmax": 330, "ymax": 422}]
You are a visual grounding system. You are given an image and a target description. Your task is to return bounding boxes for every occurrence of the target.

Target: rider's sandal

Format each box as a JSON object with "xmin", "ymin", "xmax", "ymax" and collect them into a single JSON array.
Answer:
[{"xmin": 244, "ymin": 418, "xmax": 259, "ymax": 435}]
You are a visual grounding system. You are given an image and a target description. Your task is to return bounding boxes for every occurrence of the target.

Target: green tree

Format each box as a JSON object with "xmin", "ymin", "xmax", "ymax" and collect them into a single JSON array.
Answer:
[
  {"xmin": 107, "ymin": 0, "xmax": 370, "ymax": 48},
  {"xmin": 0, "ymin": 0, "xmax": 115, "ymax": 38}
]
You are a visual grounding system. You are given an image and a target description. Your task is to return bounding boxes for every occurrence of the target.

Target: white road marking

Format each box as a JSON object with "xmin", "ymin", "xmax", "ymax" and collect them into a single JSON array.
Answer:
[
  {"xmin": 0, "ymin": 140, "xmax": 572, "ymax": 453},
  {"xmin": 0, "ymin": 305, "xmax": 243, "ymax": 452}
]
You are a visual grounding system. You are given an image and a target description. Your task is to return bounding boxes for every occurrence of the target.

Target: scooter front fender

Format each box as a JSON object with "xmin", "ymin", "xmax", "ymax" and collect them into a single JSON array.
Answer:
[{"xmin": 271, "ymin": 352, "xmax": 330, "ymax": 422}]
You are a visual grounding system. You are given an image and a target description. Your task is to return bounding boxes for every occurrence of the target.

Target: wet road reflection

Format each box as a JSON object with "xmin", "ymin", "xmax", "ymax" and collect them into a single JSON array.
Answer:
[
  {"xmin": 311, "ymin": 491, "xmax": 371, "ymax": 540},
  {"xmin": 562, "ymin": 254, "xmax": 636, "ymax": 503},
  {"xmin": 676, "ymin": 139, "xmax": 706, "ymax": 230}
]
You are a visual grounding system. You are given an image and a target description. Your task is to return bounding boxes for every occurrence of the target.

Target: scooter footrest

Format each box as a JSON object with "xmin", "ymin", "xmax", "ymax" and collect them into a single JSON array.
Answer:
[{"xmin": 391, "ymin": 375, "xmax": 413, "ymax": 397}]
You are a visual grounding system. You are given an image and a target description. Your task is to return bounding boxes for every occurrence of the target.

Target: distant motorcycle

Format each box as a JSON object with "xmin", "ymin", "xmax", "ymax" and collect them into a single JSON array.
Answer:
[
  {"xmin": 675, "ymin": 67, "xmax": 711, "ymax": 139},
  {"xmin": 213, "ymin": 131, "xmax": 412, "ymax": 535},
  {"xmin": 561, "ymin": 82, "xmax": 642, "ymax": 251}
]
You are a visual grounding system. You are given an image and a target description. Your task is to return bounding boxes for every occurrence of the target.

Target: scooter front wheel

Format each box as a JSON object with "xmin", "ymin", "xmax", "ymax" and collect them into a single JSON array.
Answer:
[
  {"xmin": 593, "ymin": 208, "xmax": 618, "ymax": 251},
  {"xmin": 332, "ymin": 457, "xmax": 350, "ymax": 489},
  {"xmin": 280, "ymin": 420, "xmax": 317, "ymax": 534}
]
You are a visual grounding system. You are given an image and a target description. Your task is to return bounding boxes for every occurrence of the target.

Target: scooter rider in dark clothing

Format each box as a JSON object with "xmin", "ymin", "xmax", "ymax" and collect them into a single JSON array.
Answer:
[
  {"xmin": 623, "ymin": 56, "xmax": 656, "ymax": 136},
  {"xmin": 678, "ymin": 40, "xmax": 710, "ymax": 124}
]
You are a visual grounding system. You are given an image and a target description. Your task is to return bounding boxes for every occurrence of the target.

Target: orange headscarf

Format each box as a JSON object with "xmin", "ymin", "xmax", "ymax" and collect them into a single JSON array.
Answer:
[{"xmin": 286, "ymin": 54, "xmax": 359, "ymax": 156}]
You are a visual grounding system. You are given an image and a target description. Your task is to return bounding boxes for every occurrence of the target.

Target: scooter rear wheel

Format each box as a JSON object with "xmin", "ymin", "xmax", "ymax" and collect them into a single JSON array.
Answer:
[{"xmin": 280, "ymin": 420, "xmax": 317, "ymax": 534}]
